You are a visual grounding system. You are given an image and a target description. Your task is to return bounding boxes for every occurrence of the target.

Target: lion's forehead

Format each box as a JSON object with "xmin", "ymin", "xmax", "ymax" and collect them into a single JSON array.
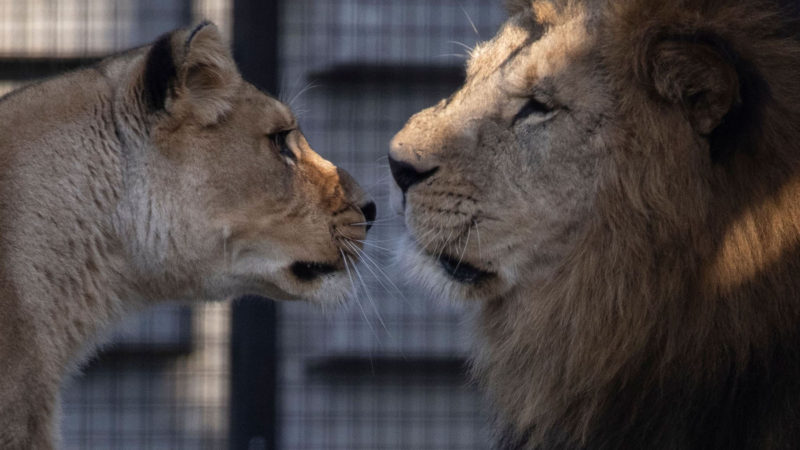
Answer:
[
  {"xmin": 466, "ymin": 10, "xmax": 590, "ymax": 93},
  {"xmin": 467, "ymin": 19, "xmax": 539, "ymax": 81}
]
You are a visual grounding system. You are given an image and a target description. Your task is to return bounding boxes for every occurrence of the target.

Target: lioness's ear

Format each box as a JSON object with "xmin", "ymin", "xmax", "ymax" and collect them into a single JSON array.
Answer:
[
  {"xmin": 143, "ymin": 22, "xmax": 240, "ymax": 125},
  {"xmin": 645, "ymin": 34, "xmax": 740, "ymax": 136}
]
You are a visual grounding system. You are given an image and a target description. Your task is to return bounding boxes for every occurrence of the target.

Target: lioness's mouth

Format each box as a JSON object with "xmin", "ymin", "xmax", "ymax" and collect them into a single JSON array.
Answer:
[
  {"xmin": 438, "ymin": 253, "xmax": 494, "ymax": 285},
  {"xmin": 290, "ymin": 261, "xmax": 338, "ymax": 281}
]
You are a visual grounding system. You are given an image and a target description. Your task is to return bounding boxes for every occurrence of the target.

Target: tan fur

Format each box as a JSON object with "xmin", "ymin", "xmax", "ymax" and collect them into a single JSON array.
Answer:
[
  {"xmin": 0, "ymin": 23, "xmax": 370, "ymax": 449},
  {"xmin": 392, "ymin": 0, "xmax": 800, "ymax": 448}
]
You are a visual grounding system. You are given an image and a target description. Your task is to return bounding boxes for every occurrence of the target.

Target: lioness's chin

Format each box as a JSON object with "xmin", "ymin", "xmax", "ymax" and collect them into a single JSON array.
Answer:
[
  {"xmin": 295, "ymin": 270, "xmax": 355, "ymax": 305},
  {"xmin": 227, "ymin": 257, "xmax": 355, "ymax": 305},
  {"xmin": 242, "ymin": 270, "xmax": 353, "ymax": 305},
  {"xmin": 394, "ymin": 234, "xmax": 511, "ymax": 302}
]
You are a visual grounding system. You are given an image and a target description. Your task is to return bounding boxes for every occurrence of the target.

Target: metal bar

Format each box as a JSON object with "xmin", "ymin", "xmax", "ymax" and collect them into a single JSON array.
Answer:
[
  {"xmin": 305, "ymin": 355, "xmax": 470, "ymax": 379},
  {"xmin": 229, "ymin": 0, "xmax": 281, "ymax": 448},
  {"xmin": 0, "ymin": 57, "xmax": 102, "ymax": 80},
  {"xmin": 230, "ymin": 297, "xmax": 279, "ymax": 450},
  {"xmin": 307, "ymin": 63, "xmax": 466, "ymax": 86}
]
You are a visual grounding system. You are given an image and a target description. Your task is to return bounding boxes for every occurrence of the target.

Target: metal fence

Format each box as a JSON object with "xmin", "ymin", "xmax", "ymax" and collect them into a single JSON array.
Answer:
[
  {"xmin": 0, "ymin": 0, "xmax": 506, "ymax": 448},
  {"xmin": 277, "ymin": 1, "xmax": 504, "ymax": 449}
]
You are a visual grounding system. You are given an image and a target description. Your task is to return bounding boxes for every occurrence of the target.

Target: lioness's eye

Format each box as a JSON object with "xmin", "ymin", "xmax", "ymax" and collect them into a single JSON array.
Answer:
[
  {"xmin": 512, "ymin": 98, "xmax": 554, "ymax": 125},
  {"xmin": 270, "ymin": 130, "xmax": 296, "ymax": 161}
]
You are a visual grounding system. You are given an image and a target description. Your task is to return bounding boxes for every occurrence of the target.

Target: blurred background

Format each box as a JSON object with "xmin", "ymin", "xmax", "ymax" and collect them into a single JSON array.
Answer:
[{"xmin": 0, "ymin": 0, "xmax": 506, "ymax": 448}]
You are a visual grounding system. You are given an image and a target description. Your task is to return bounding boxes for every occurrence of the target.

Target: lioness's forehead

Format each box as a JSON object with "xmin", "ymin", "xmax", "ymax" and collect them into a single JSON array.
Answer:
[
  {"xmin": 263, "ymin": 95, "xmax": 296, "ymax": 129},
  {"xmin": 242, "ymin": 87, "xmax": 296, "ymax": 131}
]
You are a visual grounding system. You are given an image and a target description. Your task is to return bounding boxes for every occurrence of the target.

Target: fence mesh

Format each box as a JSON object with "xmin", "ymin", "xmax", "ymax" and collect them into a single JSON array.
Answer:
[{"xmin": 277, "ymin": 1, "xmax": 504, "ymax": 449}]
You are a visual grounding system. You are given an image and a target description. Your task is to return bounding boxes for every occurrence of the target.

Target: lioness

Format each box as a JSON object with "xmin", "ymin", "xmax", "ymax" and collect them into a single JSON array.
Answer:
[
  {"xmin": 391, "ymin": 0, "xmax": 800, "ymax": 448},
  {"xmin": 0, "ymin": 22, "xmax": 374, "ymax": 449}
]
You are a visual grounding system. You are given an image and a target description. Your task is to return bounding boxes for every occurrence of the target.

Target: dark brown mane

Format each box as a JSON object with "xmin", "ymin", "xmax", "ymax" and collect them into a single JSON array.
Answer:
[
  {"xmin": 478, "ymin": 1, "xmax": 800, "ymax": 448},
  {"xmin": 504, "ymin": 0, "xmax": 533, "ymax": 15}
]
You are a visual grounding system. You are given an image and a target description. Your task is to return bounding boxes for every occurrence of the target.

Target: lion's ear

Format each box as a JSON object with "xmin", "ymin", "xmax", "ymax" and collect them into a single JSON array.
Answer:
[
  {"xmin": 646, "ymin": 35, "xmax": 741, "ymax": 136},
  {"xmin": 505, "ymin": 0, "xmax": 533, "ymax": 15},
  {"xmin": 143, "ymin": 22, "xmax": 240, "ymax": 125}
]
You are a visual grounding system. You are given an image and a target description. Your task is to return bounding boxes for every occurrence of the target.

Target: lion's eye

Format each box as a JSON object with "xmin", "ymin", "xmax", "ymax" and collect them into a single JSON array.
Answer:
[
  {"xmin": 270, "ymin": 130, "xmax": 296, "ymax": 161},
  {"xmin": 512, "ymin": 98, "xmax": 554, "ymax": 125}
]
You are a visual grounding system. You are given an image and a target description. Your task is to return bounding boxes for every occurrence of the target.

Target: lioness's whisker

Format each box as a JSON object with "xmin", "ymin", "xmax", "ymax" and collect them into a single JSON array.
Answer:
[
  {"xmin": 345, "ymin": 240, "xmax": 407, "ymax": 302},
  {"xmin": 350, "ymin": 217, "xmax": 397, "ymax": 227},
  {"xmin": 347, "ymin": 248, "xmax": 390, "ymax": 334},
  {"xmin": 287, "ymin": 82, "xmax": 319, "ymax": 108},
  {"xmin": 340, "ymin": 249, "xmax": 356, "ymax": 296},
  {"xmin": 291, "ymin": 108, "xmax": 309, "ymax": 120},
  {"xmin": 346, "ymin": 244, "xmax": 398, "ymax": 302},
  {"xmin": 353, "ymin": 237, "xmax": 403, "ymax": 245},
  {"xmin": 341, "ymin": 250, "xmax": 376, "ymax": 336},
  {"xmin": 352, "ymin": 240, "xmax": 393, "ymax": 253}
]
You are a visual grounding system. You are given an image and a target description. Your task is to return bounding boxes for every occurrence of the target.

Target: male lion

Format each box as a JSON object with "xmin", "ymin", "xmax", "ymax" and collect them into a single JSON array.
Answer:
[
  {"xmin": 390, "ymin": 0, "xmax": 800, "ymax": 448},
  {"xmin": 0, "ymin": 22, "xmax": 374, "ymax": 449}
]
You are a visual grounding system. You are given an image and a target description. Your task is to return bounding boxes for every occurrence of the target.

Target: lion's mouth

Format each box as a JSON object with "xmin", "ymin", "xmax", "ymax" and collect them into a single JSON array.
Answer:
[
  {"xmin": 438, "ymin": 253, "xmax": 494, "ymax": 285},
  {"xmin": 290, "ymin": 261, "xmax": 338, "ymax": 281}
]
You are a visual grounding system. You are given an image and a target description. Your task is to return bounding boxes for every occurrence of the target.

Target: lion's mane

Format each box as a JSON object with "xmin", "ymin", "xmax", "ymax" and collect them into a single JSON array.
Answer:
[{"xmin": 478, "ymin": 1, "xmax": 800, "ymax": 448}]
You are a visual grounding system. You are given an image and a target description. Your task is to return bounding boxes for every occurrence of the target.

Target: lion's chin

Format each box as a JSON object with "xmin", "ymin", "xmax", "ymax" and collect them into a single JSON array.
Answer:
[
  {"xmin": 394, "ymin": 234, "xmax": 506, "ymax": 302},
  {"xmin": 437, "ymin": 253, "xmax": 495, "ymax": 285}
]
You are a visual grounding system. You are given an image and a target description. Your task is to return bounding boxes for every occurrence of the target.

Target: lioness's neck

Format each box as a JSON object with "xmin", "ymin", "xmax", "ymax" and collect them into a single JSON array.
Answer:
[{"xmin": 0, "ymin": 56, "xmax": 176, "ymax": 371}]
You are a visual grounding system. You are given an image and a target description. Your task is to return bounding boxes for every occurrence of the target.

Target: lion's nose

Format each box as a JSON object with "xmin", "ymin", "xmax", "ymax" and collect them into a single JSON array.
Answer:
[
  {"xmin": 359, "ymin": 201, "xmax": 376, "ymax": 232},
  {"xmin": 388, "ymin": 155, "xmax": 439, "ymax": 193}
]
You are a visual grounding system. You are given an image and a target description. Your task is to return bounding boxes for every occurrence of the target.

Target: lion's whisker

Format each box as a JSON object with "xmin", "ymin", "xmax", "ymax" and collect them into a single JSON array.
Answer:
[
  {"xmin": 460, "ymin": 6, "xmax": 480, "ymax": 38},
  {"xmin": 436, "ymin": 53, "xmax": 469, "ymax": 60},
  {"xmin": 473, "ymin": 219, "xmax": 483, "ymax": 262},
  {"xmin": 448, "ymin": 40, "xmax": 476, "ymax": 54},
  {"xmin": 455, "ymin": 224, "xmax": 472, "ymax": 271},
  {"xmin": 413, "ymin": 227, "xmax": 440, "ymax": 258},
  {"xmin": 436, "ymin": 229, "xmax": 455, "ymax": 263}
]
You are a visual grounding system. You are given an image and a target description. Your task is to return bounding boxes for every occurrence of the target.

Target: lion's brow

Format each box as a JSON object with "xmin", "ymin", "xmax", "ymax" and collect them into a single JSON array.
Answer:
[
  {"xmin": 499, "ymin": 17, "xmax": 547, "ymax": 66},
  {"xmin": 474, "ymin": 21, "xmax": 545, "ymax": 79},
  {"xmin": 499, "ymin": 35, "xmax": 538, "ymax": 71}
]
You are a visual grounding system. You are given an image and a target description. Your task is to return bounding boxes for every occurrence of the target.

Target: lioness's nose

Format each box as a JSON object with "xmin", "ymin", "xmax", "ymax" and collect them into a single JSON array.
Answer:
[
  {"xmin": 359, "ymin": 201, "xmax": 377, "ymax": 232},
  {"xmin": 388, "ymin": 155, "xmax": 438, "ymax": 193},
  {"xmin": 335, "ymin": 167, "xmax": 375, "ymax": 233}
]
